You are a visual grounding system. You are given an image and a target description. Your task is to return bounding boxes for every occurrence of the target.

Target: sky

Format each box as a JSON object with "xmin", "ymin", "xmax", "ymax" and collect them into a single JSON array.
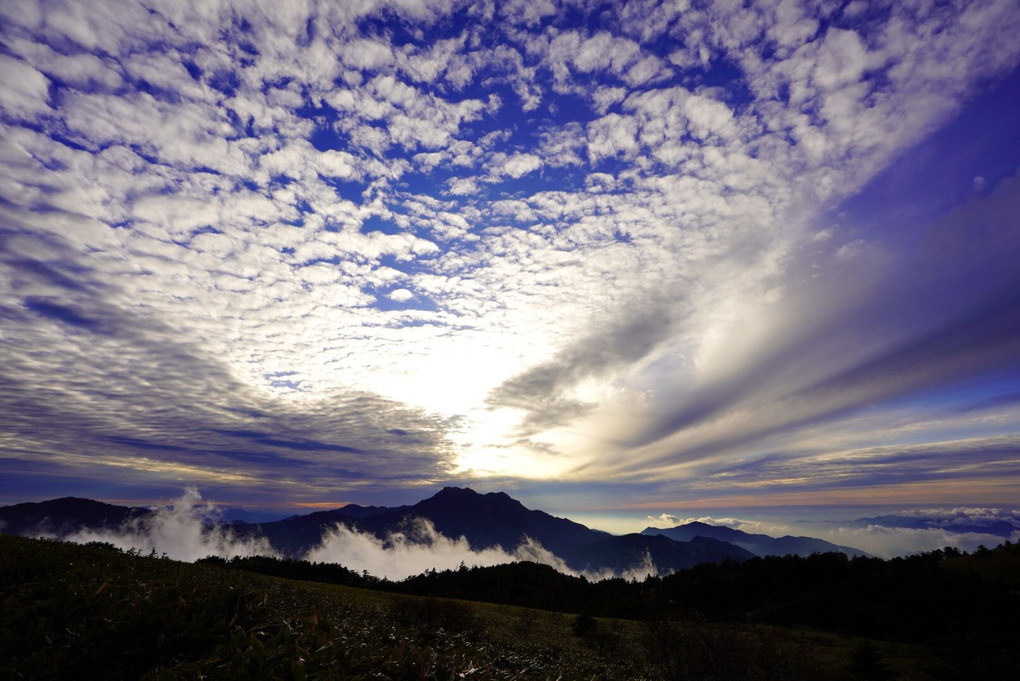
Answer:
[{"xmin": 1, "ymin": 0, "xmax": 1019, "ymax": 536}]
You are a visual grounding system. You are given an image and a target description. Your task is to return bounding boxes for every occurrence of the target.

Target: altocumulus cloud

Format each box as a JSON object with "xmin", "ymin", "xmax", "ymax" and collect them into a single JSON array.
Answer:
[
  {"xmin": 0, "ymin": 0, "xmax": 1019, "ymax": 508},
  {"xmin": 0, "ymin": 230, "xmax": 457, "ymax": 502}
]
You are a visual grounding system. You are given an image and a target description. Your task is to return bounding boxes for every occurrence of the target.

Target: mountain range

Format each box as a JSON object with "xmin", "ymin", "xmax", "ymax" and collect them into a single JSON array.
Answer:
[
  {"xmin": 641, "ymin": 520, "xmax": 869, "ymax": 558},
  {"xmin": 0, "ymin": 487, "xmax": 865, "ymax": 576}
]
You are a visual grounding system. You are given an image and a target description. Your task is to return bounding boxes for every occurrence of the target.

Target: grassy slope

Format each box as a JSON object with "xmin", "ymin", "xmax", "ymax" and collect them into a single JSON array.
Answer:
[
  {"xmin": 0, "ymin": 535, "xmax": 649, "ymax": 680},
  {"xmin": 3, "ymin": 534, "xmax": 1002, "ymax": 680}
]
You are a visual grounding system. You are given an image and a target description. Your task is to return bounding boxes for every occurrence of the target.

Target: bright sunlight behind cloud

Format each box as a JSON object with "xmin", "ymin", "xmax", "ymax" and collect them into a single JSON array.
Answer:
[{"xmin": 1, "ymin": 0, "xmax": 1019, "ymax": 515}]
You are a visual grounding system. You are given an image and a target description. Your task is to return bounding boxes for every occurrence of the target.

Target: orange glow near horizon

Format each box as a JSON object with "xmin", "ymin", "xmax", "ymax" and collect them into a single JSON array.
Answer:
[{"xmin": 290, "ymin": 501, "xmax": 354, "ymax": 509}]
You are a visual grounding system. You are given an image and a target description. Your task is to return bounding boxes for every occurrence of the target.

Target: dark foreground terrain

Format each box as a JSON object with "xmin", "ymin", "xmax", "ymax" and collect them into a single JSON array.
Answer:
[{"xmin": 2, "ymin": 534, "xmax": 1017, "ymax": 680}]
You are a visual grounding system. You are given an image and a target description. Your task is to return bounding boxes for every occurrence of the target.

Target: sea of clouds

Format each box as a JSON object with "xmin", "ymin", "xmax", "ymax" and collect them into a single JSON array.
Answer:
[
  {"xmin": 645, "ymin": 509, "xmax": 1020, "ymax": 559},
  {"xmin": 53, "ymin": 489, "xmax": 657, "ymax": 581},
  {"xmin": 32, "ymin": 489, "xmax": 1019, "ymax": 580}
]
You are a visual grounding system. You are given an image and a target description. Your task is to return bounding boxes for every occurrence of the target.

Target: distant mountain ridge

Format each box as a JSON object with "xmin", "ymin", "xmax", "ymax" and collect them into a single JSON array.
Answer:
[
  {"xmin": 0, "ymin": 488, "xmax": 864, "ymax": 576},
  {"xmin": 642, "ymin": 520, "xmax": 869, "ymax": 558},
  {"xmin": 0, "ymin": 497, "xmax": 153, "ymax": 536},
  {"xmin": 330, "ymin": 503, "xmax": 406, "ymax": 520},
  {"xmin": 563, "ymin": 533, "xmax": 755, "ymax": 574}
]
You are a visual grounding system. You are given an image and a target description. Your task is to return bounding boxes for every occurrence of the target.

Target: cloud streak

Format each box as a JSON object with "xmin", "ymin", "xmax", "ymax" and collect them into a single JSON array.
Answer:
[{"xmin": 0, "ymin": 0, "xmax": 1018, "ymax": 511}]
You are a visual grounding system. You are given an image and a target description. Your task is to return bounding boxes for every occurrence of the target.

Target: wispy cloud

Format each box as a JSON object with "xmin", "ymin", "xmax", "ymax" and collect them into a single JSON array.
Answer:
[{"xmin": 1, "ymin": 0, "xmax": 1018, "ymax": 509}]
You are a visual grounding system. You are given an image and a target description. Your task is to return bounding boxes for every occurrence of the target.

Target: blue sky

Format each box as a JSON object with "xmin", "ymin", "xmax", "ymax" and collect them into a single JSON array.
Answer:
[{"xmin": 1, "ymin": 0, "xmax": 1019, "ymax": 534}]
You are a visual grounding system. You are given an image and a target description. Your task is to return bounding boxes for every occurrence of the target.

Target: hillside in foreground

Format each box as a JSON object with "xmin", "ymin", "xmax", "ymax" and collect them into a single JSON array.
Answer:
[
  {"xmin": 0, "ymin": 534, "xmax": 645, "ymax": 680},
  {"xmin": 2, "ymin": 534, "xmax": 1018, "ymax": 680}
]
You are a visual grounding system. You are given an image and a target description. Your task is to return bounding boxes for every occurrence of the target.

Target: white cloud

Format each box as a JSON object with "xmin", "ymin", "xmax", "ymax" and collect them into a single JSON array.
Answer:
[
  {"xmin": 624, "ymin": 54, "xmax": 668, "ymax": 86},
  {"xmin": 64, "ymin": 489, "xmax": 278, "ymax": 562},
  {"xmin": 645, "ymin": 513, "xmax": 683, "ymax": 528},
  {"xmin": 500, "ymin": 152, "xmax": 543, "ymax": 178},
  {"xmin": 342, "ymin": 38, "xmax": 396, "ymax": 71},
  {"xmin": 448, "ymin": 177, "xmax": 479, "ymax": 195},
  {"xmin": 817, "ymin": 525, "xmax": 1014, "ymax": 559},
  {"xmin": 574, "ymin": 32, "xmax": 638, "ymax": 74},
  {"xmin": 811, "ymin": 28, "xmax": 869, "ymax": 91},
  {"xmin": 683, "ymin": 94, "xmax": 736, "ymax": 141},
  {"xmin": 388, "ymin": 288, "xmax": 415, "ymax": 302},
  {"xmin": 0, "ymin": 55, "xmax": 51, "ymax": 118},
  {"xmin": 501, "ymin": 0, "xmax": 558, "ymax": 27},
  {"xmin": 2, "ymin": 0, "xmax": 1019, "ymax": 508},
  {"xmin": 307, "ymin": 518, "xmax": 575, "ymax": 581},
  {"xmin": 586, "ymin": 113, "xmax": 640, "ymax": 161}
]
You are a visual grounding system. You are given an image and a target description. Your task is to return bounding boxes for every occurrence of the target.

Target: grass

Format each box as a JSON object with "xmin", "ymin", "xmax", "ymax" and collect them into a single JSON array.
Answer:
[
  {"xmin": 0, "ymin": 535, "xmax": 650, "ymax": 680},
  {"xmin": 2, "ymin": 534, "xmax": 1000, "ymax": 680}
]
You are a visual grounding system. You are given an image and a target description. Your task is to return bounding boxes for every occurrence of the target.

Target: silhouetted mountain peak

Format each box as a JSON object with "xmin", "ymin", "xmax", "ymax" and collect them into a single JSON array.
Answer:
[
  {"xmin": 437, "ymin": 486, "xmax": 476, "ymax": 497},
  {"xmin": 0, "ymin": 497, "xmax": 150, "ymax": 536},
  {"xmin": 36, "ymin": 497, "xmax": 128, "ymax": 512},
  {"xmin": 428, "ymin": 486, "xmax": 481, "ymax": 504},
  {"xmin": 417, "ymin": 487, "xmax": 524, "ymax": 514},
  {"xmin": 350, "ymin": 486, "xmax": 606, "ymax": 556}
]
